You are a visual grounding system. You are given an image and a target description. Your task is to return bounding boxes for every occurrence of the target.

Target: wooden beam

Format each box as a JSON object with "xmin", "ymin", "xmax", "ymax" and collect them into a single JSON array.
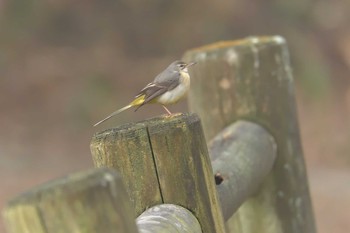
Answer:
[
  {"xmin": 137, "ymin": 204, "xmax": 201, "ymax": 233},
  {"xmin": 3, "ymin": 168, "xmax": 138, "ymax": 233},
  {"xmin": 209, "ymin": 120, "xmax": 276, "ymax": 220}
]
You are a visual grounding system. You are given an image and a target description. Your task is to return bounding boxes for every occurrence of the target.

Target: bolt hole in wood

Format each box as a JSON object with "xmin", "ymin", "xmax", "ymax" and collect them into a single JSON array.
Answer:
[{"xmin": 215, "ymin": 172, "xmax": 224, "ymax": 185}]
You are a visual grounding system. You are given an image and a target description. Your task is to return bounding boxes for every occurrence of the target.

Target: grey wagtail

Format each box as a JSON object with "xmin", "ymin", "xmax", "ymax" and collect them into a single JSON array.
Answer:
[{"xmin": 93, "ymin": 60, "xmax": 196, "ymax": 126}]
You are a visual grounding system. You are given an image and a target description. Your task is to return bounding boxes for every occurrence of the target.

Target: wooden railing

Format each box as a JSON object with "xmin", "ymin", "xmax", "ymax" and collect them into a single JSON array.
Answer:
[{"xmin": 3, "ymin": 36, "xmax": 316, "ymax": 233}]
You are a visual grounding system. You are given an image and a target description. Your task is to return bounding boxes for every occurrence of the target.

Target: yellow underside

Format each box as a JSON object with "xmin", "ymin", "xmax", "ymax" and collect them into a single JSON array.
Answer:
[
  {"xmin": 131, "ymin": 94, "xmax": 162, "ymax": 107},
  {"xmin": 130, "ymin": 95, "xmax": 146, "ymax": 106}
]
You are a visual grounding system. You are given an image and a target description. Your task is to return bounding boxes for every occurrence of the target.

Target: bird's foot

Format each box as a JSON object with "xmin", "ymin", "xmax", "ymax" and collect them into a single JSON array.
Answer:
[{"xmin": 162, "ymin": 105, "xmax": 172, "ymax": 115}]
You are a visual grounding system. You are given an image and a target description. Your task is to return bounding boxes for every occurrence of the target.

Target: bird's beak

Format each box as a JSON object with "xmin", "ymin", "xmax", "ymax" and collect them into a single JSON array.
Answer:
[{"xmin": 186, "ymin": 62, "xmax": 197, "ymax": 68}]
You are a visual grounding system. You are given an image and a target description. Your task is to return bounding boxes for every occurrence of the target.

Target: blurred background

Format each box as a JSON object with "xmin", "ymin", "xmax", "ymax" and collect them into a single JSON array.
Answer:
[{"xmin": 1, "ymin": 0, "xmax": 349, "ymax": 232}]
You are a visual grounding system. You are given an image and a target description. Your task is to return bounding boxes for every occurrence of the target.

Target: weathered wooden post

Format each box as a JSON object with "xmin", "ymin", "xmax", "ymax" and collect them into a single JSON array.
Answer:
[
  {"xmin": 90, "ymin": 113, "xmax": 226, "ymax": 233},
  {"xmin": 2, "ymin": 168, "xmax": 138, "ymax": 233},
  {"xmin": 183, "ymin": 36, "xmax": 316, "ymax": 233},
  {"xmin": 90, "ymin": 121, "xmax": 162, "ymax": 217}
]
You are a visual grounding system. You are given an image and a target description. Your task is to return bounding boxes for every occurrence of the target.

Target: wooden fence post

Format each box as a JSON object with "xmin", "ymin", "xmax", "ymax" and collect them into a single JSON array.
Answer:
[
  {"xmin": 90, "ymin": 113, "xmax": 226, "ymax": 233},
  {"xmin": 2, "ymin": 168, "xmax": 138, "ymax": 233},
  {"xmin": 183, "ymin": 36, "xmax": 316, "ymax": 233}
]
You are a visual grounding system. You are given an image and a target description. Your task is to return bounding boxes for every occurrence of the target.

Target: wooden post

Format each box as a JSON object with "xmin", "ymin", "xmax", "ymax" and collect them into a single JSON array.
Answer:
[
  {"xmin": 90, "ymin": 113, "xmax": 226, "ymax": 233},
  {"xmin": 90, "ymin": 122, "xmax": 162, "ymax": 217},
  {"xmin": 2, "ymin": 168, "xmax": 138, "ymax": 233},
  {"xmin": 136, "ymin": 204, "xmax": 201, "ymax": 233},
  {"xmin": 209, "ymin": 120, "xmax": 277, "ymax": 221},
  {"xmin": 183, "ymin": 36, "xmax": 316, "ymax": 233}
]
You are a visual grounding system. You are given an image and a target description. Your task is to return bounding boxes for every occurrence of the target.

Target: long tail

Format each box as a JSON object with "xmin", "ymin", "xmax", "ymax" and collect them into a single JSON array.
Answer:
[
  {"xmin": 93, "ymin": 105, "xmax": 132, "ymax": 127},
  {"xmin": 93, "ymin": 95, "xmax": 146, "ymax": 127}
]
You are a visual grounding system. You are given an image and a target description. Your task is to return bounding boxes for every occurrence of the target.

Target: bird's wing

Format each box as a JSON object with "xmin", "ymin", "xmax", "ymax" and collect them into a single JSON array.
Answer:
[
  {"xmin": 133, "ymin": 72, "xmax": 180, "ymax": 110},
  {"xmin": 153, "ymin": 69, "xmax": 180, "ymax": 90}
]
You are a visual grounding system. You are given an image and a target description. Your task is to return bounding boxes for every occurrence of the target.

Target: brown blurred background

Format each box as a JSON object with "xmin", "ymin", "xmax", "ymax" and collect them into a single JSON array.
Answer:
[{"xmin": 1, "ymin": 0, "xmax": 350, "ymax": 232}]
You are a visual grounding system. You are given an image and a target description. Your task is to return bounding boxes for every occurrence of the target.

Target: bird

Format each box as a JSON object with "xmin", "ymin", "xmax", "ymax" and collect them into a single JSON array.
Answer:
[{"xmin": 93, "ymin": 60, "xmax": 196, "ymax": 126}]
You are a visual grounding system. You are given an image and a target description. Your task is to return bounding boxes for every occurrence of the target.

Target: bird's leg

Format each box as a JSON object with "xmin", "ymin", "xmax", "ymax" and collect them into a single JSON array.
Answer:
[{"xmin": 162, "ymin": 105, "xmax": 172, "ymax": 115}]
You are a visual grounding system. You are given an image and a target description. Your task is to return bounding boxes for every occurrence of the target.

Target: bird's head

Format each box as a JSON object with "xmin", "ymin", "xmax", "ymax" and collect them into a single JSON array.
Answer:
[{"xmin": 170, "ymin": 60, "xmax": 197, "ymax": 73}]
